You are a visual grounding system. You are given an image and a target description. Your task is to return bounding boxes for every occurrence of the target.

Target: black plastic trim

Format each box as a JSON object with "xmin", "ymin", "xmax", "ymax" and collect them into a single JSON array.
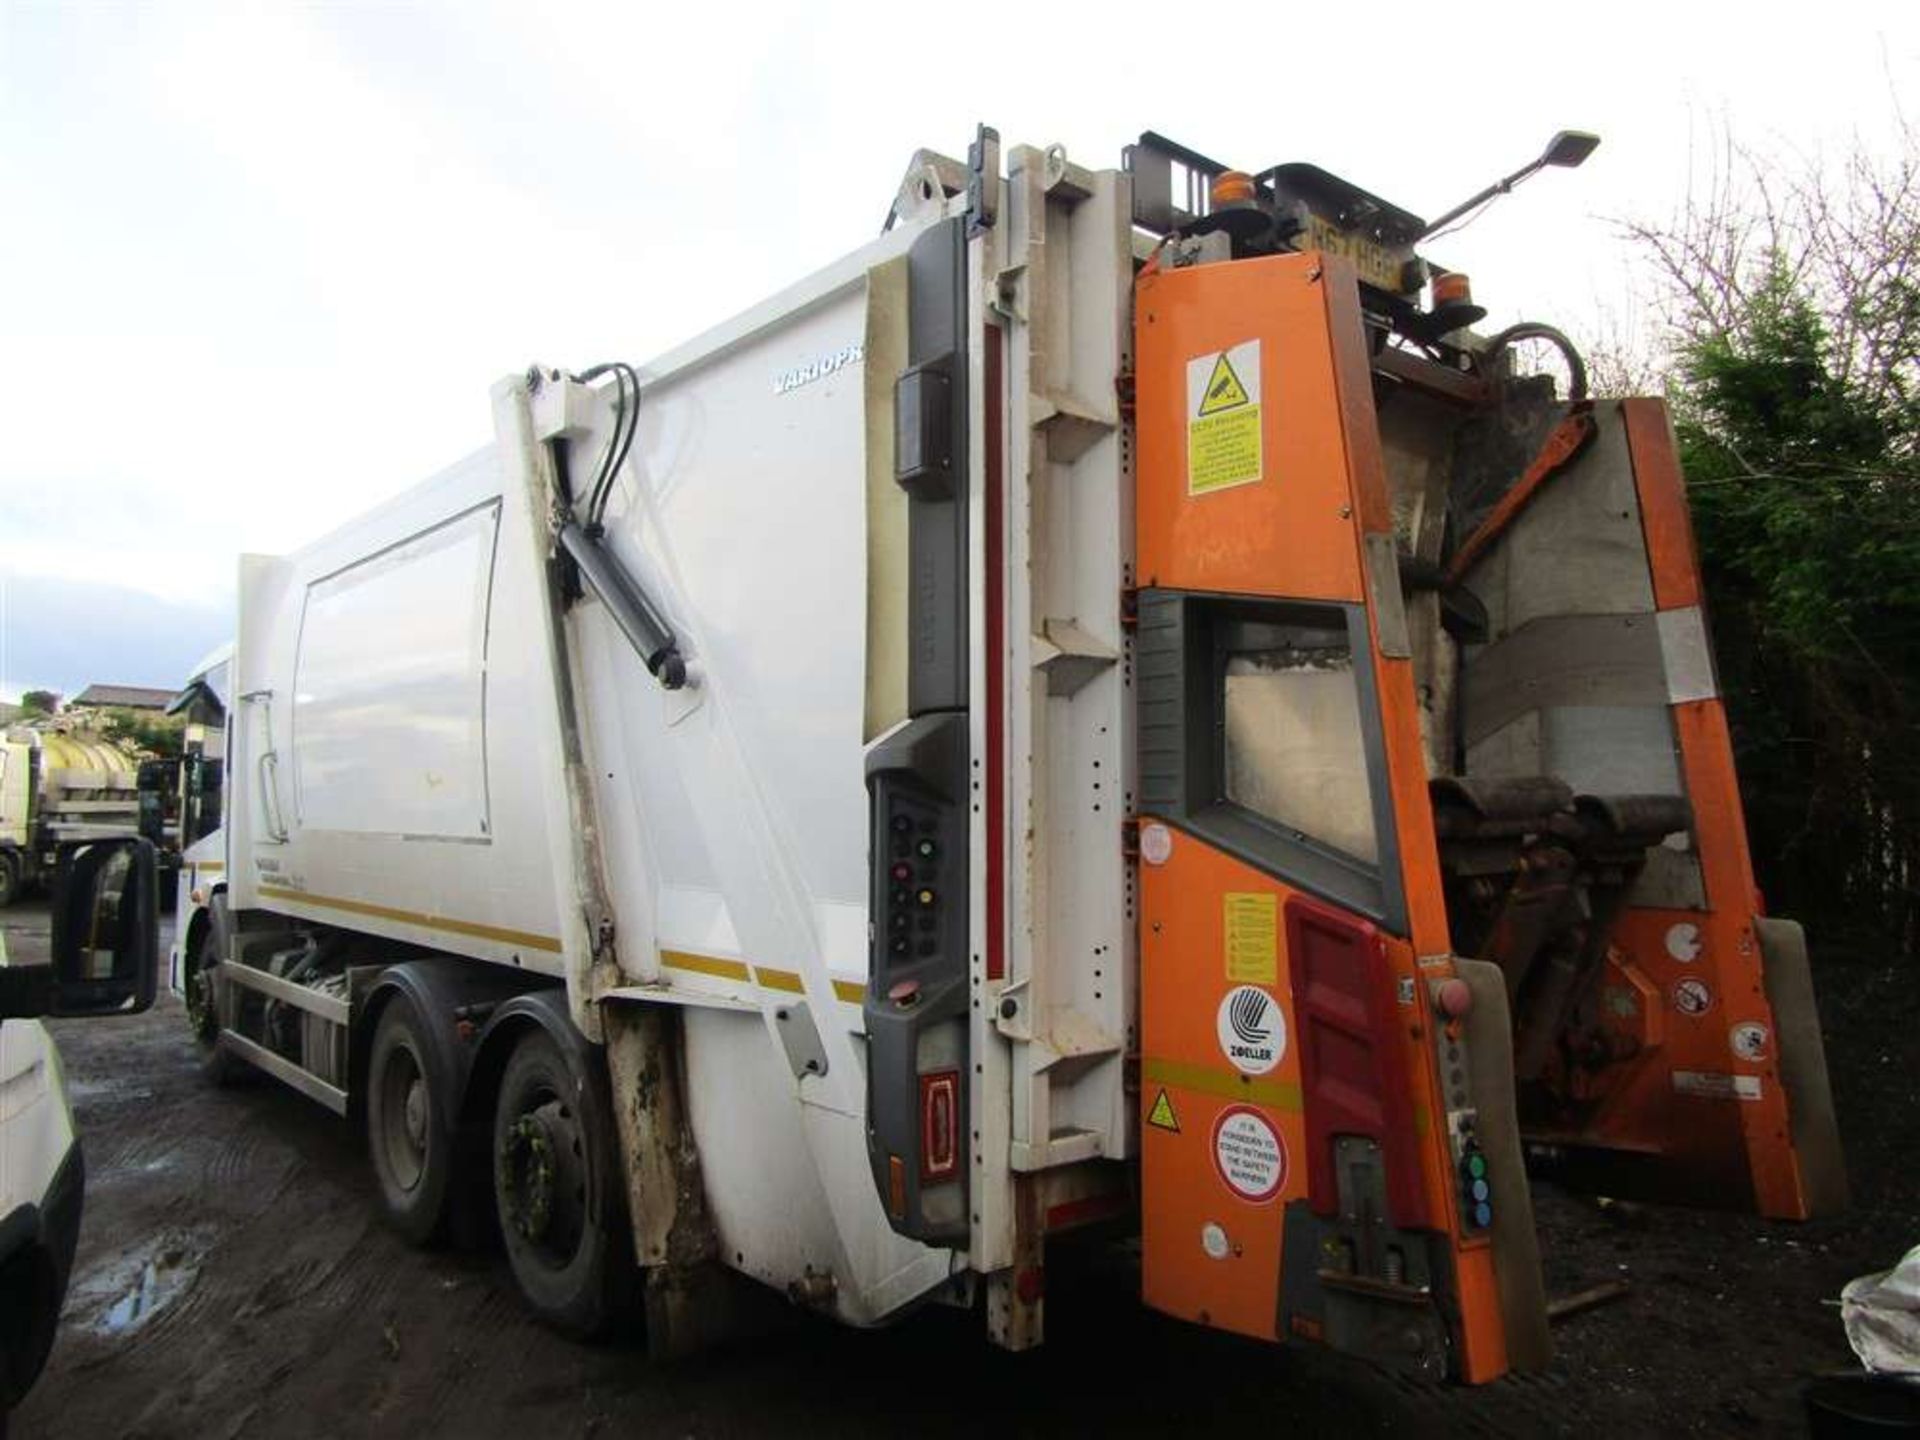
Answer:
[
  {"xmin": 1135, "ymin": 588, "xmax": 1408, "ymax": 934},
  {"xmin": 900, "ymin": 217, "xmax": 970, "ymax": 715}
]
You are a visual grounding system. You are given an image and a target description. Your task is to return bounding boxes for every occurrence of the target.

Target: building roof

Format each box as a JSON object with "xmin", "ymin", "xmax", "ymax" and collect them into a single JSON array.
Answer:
[{"xmin": 71, "ymin": 684, "xmax": 178, "ymax": 711}]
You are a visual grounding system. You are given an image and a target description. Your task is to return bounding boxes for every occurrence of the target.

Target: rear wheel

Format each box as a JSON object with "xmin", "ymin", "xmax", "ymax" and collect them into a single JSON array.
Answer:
[
  {"xmin": 367, "ymin": 996, "xmax": 454, "ymax": 1245},
  {"xmin": 492, "ymin": 1028, "xmax": 630, "ymax": 1336}
]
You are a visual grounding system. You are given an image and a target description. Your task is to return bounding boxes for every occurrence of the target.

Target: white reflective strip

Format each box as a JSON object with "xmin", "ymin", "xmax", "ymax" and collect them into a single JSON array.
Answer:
[{"xmin": 1657, "ymin": 605, "xmax": 1718, "ymax": 704}]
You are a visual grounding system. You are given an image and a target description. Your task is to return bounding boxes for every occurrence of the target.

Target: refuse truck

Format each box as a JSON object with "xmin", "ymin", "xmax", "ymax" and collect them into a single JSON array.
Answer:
[{"xmin": 63, "ymin": 126, "xmax": 1847, "ymax": 1384}]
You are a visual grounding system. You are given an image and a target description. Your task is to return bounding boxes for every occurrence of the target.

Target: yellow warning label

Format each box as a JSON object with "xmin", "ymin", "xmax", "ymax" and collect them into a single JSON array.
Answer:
[
  {"xmin": 1224, "ymin": 891, "xmax": 1278, "ymax": 984},
  {"xmin": 1197, "ymin": 353, "xmax": 1251, "ymax": 416},
  {"xmin": 1147, "ymin": 1088, "xmax": 1180, "ymax": 1132},
  {"xmin": 1187, "ymin": 340, "xmax": 1263, "ymax": 495}
]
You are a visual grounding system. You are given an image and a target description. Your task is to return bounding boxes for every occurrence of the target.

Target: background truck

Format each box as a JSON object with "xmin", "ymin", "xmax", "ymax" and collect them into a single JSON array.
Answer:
[
  {"xmin": 0, "ymin": 732, "xmax": 145, "ymax": 909},
  {"xmin": 69, "ymin": 125, "xmax": 1846, "ymax": 1385}
]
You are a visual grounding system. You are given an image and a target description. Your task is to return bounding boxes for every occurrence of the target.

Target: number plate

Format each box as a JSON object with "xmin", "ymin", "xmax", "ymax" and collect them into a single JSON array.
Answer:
[{"xmin": 1301, "ymin": 215, "xmax": 1407, "ymax": 293}]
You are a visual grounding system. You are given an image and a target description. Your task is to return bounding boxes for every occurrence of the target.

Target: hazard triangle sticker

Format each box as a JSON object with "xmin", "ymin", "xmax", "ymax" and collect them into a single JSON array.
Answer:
[
  {"xmin": 1147, "ymin": 1088, "xmax": 1180, "ymax": 1133},
  {"xmin": 1196, "ymin": 352, "xmax": 1250, "ymax": 415}
]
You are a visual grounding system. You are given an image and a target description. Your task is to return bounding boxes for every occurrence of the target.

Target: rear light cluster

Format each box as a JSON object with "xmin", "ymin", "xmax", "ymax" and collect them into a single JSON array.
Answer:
[
  {"xmin": 919, "ymin": 1070, "xmax": 960, "ymax": 1181},
  {"xmin": 885, "ymin": 812, "xmax": 941, "ymax": 959}
]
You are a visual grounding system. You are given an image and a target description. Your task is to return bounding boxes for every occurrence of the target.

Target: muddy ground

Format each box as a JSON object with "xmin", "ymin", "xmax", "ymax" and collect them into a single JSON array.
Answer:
[{"xmin": 6, "ymin": 898, "xmax": 1914, "ymax": 1438}]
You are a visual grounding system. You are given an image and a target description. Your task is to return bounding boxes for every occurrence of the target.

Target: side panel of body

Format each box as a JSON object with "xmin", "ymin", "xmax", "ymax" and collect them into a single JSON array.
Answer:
[{"xmin": 228, "ymin": 452, "xmax": 568, "ymax": 976}]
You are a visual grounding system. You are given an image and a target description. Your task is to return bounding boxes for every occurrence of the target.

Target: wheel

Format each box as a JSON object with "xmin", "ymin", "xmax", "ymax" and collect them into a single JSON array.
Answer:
[
  {"xmin": 492, "ymin": 1028, "xmax": 631, "ymax": 1336},
  {"xmin": 0, "ymin": 852, "xmax": 18, "ymax": 909},
  {"xmin": 185, "ymin": 926, "xmax": 247, "ymax": 1086},
  {"xmin": 366, "ymin": 996, "xmax": 454, "ymax": 1245}
]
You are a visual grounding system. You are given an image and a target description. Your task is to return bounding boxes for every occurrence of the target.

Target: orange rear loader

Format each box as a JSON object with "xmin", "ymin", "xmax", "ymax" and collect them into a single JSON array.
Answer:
[{"xmin": 1120, "ymin": 132, "xmax": 1845, "ymax": 1382}]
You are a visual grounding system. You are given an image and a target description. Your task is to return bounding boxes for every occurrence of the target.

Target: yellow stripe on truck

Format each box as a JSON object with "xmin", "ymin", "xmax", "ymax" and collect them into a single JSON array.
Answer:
[
  {"xmin": 256, "ymin": 885, "xmax": 562, "ymax": 953},
  {"xmin": 1141, "ymin": 1056, "xmax": 1304, "ymax": 1112},
  {"xmin": 660, "ymin": 950, "xmax": 866, "ymax": 1004}
]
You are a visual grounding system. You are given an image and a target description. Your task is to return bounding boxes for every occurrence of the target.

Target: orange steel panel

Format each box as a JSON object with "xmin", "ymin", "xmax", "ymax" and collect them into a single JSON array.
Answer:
[
  {"xmin": 1548, "ymin": 400, "xmax": 1814, "ymax": 1218},
  {"xmin": 1139, "ymin": 836, "xmax": 1309, "ymax": 1340},
  {"xmin": 1135, "ymin": 254, "xmax": 1366, "ymax": 602},
  {"xmin": 1621, "ymin": 398, "xmax": 1703, "ymax": 609},
  {"xmin": 1132, "ymin": 254, "xmax": 1507, "ymax": 1380}
]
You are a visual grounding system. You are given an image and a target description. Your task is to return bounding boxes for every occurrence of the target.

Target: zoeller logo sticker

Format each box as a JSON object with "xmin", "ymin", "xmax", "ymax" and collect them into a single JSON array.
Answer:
[{"xmin": 1217, "ymin": 985, "xmax": 1286, "ymax": 1075}]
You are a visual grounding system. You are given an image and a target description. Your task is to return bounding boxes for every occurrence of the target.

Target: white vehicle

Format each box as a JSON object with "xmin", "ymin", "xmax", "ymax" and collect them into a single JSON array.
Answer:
[
  {"xmin": 64, "ymin": 129, "xmax": 1842, "ymax": 1385},
  {"xmin": 1, "ymin": 843, "xmax": 161, "ymax": 1419}
]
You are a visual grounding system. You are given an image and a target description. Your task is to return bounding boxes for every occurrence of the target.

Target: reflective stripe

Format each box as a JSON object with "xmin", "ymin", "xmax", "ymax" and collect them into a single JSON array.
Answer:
[
  {"xmin": 660, "ymin": 951, "xmax": 866, "ymax": 1004},
  {"xmin": 255, "ymin": 885, "xmax": 562, "ymax": 953},
  {"xmin": 1141, "ymin": 1056, "xmax": 1303, "ymax": 1112}
]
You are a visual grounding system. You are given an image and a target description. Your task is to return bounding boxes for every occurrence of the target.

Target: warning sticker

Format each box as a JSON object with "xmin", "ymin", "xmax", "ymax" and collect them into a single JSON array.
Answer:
[
  {"xmin": 1672, "ymin": 977, "xmax": 1714, "ymax": 1017},
  {"xmin": 1673, "ymin": 1070, "xmax": 1763, "ymax": 1101},
  {"xmin": 1187, "ymin": 340, "xmax": 1263, "ymax": 495},
  {"xmin": 1729, "ymin": 1022, "xmax": 1771, "ymax": 1062},
  {"xmin": 1224, "ymin": 892, "xmax": 1278, "ymax": 984},
  {"xmin": 1147, "ymin": 1089, "xmax": 1181, "ymax": 1133},
  {"xmin": 1212, "ymin": 1105, "xmax": 1287, "ymax": 1202},
  {"xmin": 1217, "ymin": 984, "xmax": 1286, "ymax": 1075}
]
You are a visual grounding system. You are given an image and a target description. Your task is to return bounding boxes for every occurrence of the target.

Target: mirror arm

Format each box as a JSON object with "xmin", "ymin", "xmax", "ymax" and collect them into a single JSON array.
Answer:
[{"xmin": 0, "ymin": 962, "xmax": 55, "ymax": 1021}]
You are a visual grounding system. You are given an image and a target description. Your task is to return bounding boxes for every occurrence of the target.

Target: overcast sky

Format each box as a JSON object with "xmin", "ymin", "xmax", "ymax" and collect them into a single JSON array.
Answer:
[{"xmin": 2, "ymin": 1, "xmax": 1914, "ymax": 700}]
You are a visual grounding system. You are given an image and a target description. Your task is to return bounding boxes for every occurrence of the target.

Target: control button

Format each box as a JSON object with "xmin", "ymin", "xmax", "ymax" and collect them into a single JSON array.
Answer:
[
  {"xmin": 917, "ymin": 889, "xmax": 936, "ymax": 907},
  {"xmin": 916, "ymin": 838, "xmax": 938, "ymax": 859}
]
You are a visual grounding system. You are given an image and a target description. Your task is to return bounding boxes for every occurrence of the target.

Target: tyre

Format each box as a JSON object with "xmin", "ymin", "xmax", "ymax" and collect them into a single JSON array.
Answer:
[
  {"xmin": 0, "ymin": 852, "xmax": 18, "ymax": 909},
  {"xmin": 185, "ymin": 926, "xmax": 247, "ymax": 1086},
  {"xmin": 366, "ymin": 996, "xmax": 455, "ymax": 1245},
  {"xmin": 492, "ymin": 1028, "xmax": 631, "ymax": 1337}
]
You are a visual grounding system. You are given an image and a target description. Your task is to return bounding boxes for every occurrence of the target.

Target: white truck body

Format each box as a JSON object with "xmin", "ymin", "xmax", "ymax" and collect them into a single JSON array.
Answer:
[{"xmin": 220, "ymin": 158, "xmax": 1134, "ymax": 1330}]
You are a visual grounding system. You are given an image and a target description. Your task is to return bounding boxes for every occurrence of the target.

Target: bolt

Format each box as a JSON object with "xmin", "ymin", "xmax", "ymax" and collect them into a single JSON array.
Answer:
[{"xmin": 1000, "ymin": 997, "xmax": 1019, "ymax": 1020}]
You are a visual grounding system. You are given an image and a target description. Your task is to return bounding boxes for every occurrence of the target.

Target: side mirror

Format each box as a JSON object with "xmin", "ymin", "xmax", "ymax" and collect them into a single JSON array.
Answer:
[{"xmin": 46, "ymin": 838, "xmax": 160, "ymax": 1018}]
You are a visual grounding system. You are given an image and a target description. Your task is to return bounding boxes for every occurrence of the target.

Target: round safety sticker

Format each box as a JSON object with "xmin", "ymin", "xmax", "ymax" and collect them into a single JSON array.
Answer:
[
  {"xmin": 1140, "ymin": 822, "xmax": 1174, "ymax": 866},
  {"xmin": 1212, "ymin": 1106, "xmax": 1286, "ymax": 1203},
  {"xmin": 1665, "ymin": 922, "xmax": 1703, "ymax": 963},
  {"xmin": 1217, "ymin": 985, "xmax": 1286, "ymax": 1075},
  {"xmin": 1729, "ymin": 1021, "xmax": 1770, "ymax": 1062},
  {"xmin": 1672, "ymin": 977, "xmax": 1714, "ymax": 1017}
]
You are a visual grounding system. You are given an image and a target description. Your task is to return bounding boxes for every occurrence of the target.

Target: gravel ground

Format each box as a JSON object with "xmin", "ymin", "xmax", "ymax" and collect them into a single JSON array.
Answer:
[{"xmin": 5, "ymin": 898, "xmax": 1912, "ymax": 1437}]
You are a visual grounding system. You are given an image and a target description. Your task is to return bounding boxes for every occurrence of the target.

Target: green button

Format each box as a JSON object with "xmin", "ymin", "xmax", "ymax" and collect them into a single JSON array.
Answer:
[{"xmin": 1467, "ymin": 1154, "xmax": 1487, "ymax": 1179}]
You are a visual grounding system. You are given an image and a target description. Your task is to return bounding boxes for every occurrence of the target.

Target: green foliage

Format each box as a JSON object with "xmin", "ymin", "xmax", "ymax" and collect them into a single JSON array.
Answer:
[
  {"xmin": 19, "ymin": 688, "xmax": 59, "ymax": 715},
  {"xmin": 99, "ymin": 707, "xmax": 185, "ymax": 760}
]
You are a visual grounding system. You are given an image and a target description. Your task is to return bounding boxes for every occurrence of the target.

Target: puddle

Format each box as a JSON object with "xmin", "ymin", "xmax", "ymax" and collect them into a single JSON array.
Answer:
[
  {"xmin": 66, "ymin": 1078, "xmax": 156, "ymax": 1105},
  {"xmin": 79, "ymin": 1234, "xmax": 205, "ymax": 1337}
]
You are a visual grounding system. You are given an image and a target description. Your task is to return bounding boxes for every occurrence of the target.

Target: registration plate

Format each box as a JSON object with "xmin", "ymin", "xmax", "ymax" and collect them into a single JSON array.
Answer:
[{"xmin": 1300, "ymin": 214, "xmax": 1407, "ymax": 293}]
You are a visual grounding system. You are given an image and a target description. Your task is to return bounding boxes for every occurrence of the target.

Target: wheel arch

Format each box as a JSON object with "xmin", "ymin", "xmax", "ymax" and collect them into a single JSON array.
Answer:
[
  {"xmin": 466, "ymin": 990, "xmax": 621, "ymax": 1231},
  {"xmin": 350, "ymin": 958, "xmax": 547, "ymax": 1131}
]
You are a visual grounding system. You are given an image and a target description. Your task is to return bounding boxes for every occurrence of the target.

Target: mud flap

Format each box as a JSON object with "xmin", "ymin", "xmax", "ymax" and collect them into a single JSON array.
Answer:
[
  {"xmin": 1455, "ymin": 958, "xmax": 1551, "ymax": 1372},
  {"xmin": 1756, "ymin": 917, "xmax": 1848, "ymax": 1218}
]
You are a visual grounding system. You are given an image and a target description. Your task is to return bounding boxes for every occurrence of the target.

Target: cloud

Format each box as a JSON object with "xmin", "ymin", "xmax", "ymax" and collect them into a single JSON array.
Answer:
[{"xmin": 0, "ymin": 572, "xmax": 229, "ymax": 702}]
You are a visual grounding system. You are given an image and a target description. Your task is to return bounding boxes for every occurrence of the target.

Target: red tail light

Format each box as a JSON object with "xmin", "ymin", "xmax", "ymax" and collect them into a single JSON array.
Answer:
[{"xmin": 920, "ymin": 1070, "xmax": 959, "ymax": 1182}]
